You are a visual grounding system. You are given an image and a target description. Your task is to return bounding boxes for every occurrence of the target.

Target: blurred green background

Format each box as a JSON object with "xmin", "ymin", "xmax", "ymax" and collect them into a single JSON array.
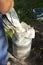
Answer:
[{"xmin": 14, "ymin": 0, "xmax": 43, "ymax": 25}]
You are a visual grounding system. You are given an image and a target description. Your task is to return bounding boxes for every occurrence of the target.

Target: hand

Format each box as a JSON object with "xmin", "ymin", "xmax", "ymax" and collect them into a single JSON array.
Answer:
[{"xmin": 0, "ymin": 0, "xmax": 14, "ymax": 14}]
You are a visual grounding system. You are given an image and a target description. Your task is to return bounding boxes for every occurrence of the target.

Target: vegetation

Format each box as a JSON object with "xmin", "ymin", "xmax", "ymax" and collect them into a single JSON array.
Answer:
[{"xmin": 14, "ymin": 0, "xmax": 43, "ymax": 25}]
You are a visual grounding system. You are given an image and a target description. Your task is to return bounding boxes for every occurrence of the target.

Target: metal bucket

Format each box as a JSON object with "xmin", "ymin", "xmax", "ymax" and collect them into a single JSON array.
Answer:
[{"xmin": 12, "ymin": 22, "xmax": 35, "ymax": 60}]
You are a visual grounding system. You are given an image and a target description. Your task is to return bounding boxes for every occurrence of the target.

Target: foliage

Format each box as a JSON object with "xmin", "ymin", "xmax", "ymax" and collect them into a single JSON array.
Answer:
[
  {"xmin": 6, "ymin": 29, "xmax": 13, "ymax": 53},
  {"xmin": 14, "ymin": 0, "xmax": 43, "ymax": 25}
]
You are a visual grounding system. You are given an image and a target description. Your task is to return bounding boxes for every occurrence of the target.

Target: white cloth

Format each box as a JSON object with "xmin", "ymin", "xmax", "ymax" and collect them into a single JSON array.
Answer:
[{"xmin": 6, "ymin": 8, "xmax": 23, "ymax": 31}]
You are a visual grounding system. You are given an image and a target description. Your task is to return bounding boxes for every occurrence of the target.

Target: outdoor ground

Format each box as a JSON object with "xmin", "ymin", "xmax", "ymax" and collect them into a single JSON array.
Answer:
[
  {"xmin": 25, "ymin": 23, "xmax": 43, "ymax": 65},
  {"xmin": 8, "ymin": 23, "xmax": 43, "ymax": 65}
]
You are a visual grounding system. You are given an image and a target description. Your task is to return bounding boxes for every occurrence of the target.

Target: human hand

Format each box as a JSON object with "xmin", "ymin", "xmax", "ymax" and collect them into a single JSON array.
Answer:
[{"xmin": 0, "ymin": 0, "xmax": 14, "ymax": 14}]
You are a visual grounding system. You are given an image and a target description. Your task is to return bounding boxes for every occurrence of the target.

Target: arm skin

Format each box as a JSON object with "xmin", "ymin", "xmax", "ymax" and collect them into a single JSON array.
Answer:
[{"xmin": 0, "ymin": 0, "xmax": 14, "ymax": 14}]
